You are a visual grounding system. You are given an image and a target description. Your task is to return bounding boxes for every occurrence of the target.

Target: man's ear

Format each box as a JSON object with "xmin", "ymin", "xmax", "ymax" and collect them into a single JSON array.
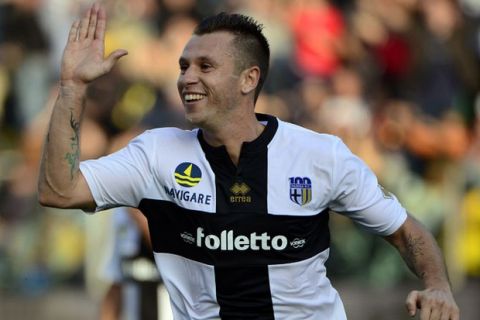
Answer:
[{"xmin": 240, "ymin": 66, "xmax": 260, "ymax": 95}]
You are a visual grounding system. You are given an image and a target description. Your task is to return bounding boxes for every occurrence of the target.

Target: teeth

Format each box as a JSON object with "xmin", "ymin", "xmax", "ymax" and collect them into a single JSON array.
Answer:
[{"xmin": 184, "ymin": 94, "xmax": 205, "ymax": 102}]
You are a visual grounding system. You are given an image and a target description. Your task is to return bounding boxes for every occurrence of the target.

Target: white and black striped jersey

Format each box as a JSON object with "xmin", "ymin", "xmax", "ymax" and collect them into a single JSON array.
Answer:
[{"xmin": 80, "ymin": 114, "xmax": 407, "ymax": 320}]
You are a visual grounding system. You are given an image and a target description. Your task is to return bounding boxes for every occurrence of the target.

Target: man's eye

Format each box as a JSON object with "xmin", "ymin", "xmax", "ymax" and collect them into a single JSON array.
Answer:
[
  {"xmin": 179, "ymin": 64, "xmax": 188, "ymax": 73},
  {"xmin": 201, "ymin": 64, "xmax": 212, "ymax": 71}
]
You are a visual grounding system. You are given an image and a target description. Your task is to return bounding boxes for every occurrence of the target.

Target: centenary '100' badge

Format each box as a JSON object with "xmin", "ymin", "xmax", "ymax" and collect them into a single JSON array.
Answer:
[
  {"xmin": 175, "ymin": 162, "xmax": 202, "ymax": 187},
  {"xmin": 289, "ymin": 177, "xmax": 312, "ymax": 206}
]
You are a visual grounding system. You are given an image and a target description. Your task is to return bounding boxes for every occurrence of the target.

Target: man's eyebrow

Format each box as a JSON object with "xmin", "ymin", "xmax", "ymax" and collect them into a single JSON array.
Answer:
[
  {"xmin": 198, "ymin": 56, "xmax": 215, "ymax": 63},
  {"xmin": 179, "ymin": 55, "xmax": 215, "ymax": 64}
]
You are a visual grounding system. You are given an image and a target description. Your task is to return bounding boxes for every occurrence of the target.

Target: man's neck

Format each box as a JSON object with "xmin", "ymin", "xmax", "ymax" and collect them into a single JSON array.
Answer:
[{"xmin": 202, "ymin": 113, "xmax": 265, "ymax": 166}]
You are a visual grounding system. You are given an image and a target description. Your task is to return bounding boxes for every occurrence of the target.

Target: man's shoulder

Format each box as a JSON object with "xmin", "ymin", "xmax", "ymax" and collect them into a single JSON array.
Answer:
[
  {"xmin": 140, "ymin": 127, "xmax": 198, "ymax": 142},
  {"xmin": 276, "ymin": 119, "xmax": 341, "ymax": 147},
  {"xmin": 125, "ymin": 127, "xmax": 199, "ymax": 155}
]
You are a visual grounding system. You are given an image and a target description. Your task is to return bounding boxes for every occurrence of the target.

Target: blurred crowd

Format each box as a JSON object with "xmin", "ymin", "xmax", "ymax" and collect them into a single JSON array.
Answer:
[{"xmin": 1, "ymin": 0, "xmax": 480, "ymax": 311}]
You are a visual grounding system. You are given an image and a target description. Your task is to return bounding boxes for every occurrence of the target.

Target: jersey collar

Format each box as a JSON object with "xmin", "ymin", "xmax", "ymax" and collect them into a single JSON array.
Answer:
[{"xmin": 197, "ymin": 113, "xmax": 278, "ymax": 157}]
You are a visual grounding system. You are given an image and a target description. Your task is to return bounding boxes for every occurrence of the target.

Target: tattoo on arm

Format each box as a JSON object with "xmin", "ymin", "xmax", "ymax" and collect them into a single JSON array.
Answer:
[
  {"xmin": 406, "ymin": 235, "xmax": 427, "ymax": 279},
  {"xmin": 64, "ymin": 111, "xmax": 80, "ymax": 180}
]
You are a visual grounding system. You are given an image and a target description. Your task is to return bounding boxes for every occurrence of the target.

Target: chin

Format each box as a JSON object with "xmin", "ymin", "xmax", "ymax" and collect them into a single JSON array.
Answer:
[
  {"xmin": 184, "ymin": 112, "xmax": 205, "ymax": 127},
  {"xmin": 183, "ymin": 105, "xmax": 215, "ymax": 129}
]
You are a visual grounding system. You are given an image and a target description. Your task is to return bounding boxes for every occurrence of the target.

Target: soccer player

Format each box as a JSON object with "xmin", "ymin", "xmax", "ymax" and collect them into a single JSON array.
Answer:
[{"xmin": 38, "ymin": 3, "xmax": 459, "ymax": 319}]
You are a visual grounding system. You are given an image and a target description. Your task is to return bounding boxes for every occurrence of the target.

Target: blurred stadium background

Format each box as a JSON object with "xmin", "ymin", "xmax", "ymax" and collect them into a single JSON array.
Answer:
[{"xmin": 1, "ymin": 0, "xmax": 480, "ymax": 319}]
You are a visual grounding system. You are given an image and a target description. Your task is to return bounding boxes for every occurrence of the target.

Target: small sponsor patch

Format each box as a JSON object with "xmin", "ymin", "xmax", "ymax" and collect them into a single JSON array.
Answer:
[
  {"xmin": 174, "ymin": 162, "xmax": 202, "ymax": 187},
  {"xmin": 230, "ymin": 182, "xmax": 251, "ymax": 203}
]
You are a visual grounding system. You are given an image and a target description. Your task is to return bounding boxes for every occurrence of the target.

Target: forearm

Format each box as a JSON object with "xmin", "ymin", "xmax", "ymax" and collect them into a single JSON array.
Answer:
[
  {"xmin": 386, "ymin": 215, "xmax": 451, "ymax": 290},
  {"xmin": 38, "ymin": 82, "xmax": 87, "ymax": 207},
  {"xmin": 387, "ymin": 215, "xmax": 459, "ymax": 318}
]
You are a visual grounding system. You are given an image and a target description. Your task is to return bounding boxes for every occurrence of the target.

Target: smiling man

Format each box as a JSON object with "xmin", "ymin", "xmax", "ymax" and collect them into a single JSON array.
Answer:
[{"xmin": 38, "ymin": 3, "xmax": 459, "ymax": 320}]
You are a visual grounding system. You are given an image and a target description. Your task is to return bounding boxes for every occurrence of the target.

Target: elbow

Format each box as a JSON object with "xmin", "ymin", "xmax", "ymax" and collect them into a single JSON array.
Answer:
[
  {"xmin": 37, "ymin": 175, "xmax": 95, "ymax": 211},
  {"xmin": 38, "ymin": 194, "xmax": 74, "ymax": 209},
  {"xmin": 37, "ymin": 184, "xmax": 71, "ymax": 209},
  {"xmin": 38, "ymin": 191, "xmax": 63, "ymax": 208},
  {"xmin": 38, "ymin": 191, "xmax": 55, "ymax": 208}
]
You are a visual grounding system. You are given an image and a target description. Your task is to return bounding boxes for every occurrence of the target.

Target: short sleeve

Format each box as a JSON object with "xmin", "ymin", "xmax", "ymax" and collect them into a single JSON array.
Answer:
[
  {"xmin": 329, "ymin": 138, "xmax": 407, "ymax": 235},
  {"xmin": 80, "ymin": 131, "xmax": 154, "ymax": 212}
]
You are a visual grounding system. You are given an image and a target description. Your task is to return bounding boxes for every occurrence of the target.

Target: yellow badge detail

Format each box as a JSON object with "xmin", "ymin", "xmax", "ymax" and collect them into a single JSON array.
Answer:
[
  {"xmin": 230, "ymin": 182, "xmax": 251, "ymax": 203},
  {"xmin": 174, "ymin": 162, "xmax": 202, "ymax": 187}
]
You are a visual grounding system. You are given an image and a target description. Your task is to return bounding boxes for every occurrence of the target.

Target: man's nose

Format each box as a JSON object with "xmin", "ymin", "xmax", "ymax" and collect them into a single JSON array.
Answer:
[{"xmin": 179, "ymin": 67, "xmax": 199, "ymax": 85}]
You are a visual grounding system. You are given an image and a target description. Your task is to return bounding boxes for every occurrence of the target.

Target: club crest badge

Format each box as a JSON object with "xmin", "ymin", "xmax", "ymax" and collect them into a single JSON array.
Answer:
[{"xmin": 289, "ymin": 177, "xmax": 312, "ymax": 206}]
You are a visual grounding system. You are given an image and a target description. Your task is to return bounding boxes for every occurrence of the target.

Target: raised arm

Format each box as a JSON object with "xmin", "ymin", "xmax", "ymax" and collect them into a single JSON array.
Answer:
[
  {"xmin": 38, "ymin": 3, "xmax": 127, "ymax": 210},
  {"xmin": 384, "ymin": 214, "xmax": 459, "ymax": 320}
]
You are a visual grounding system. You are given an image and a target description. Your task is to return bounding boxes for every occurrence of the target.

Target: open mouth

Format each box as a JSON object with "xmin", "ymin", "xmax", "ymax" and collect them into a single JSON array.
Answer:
[{"xmin": 184, "ymin": 93, "xmax": 206, "ymax": 103}]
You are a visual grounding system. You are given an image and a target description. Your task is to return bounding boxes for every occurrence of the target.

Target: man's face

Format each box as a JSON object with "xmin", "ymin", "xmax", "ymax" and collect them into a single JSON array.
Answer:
[{"xmin": 177, "ymin": 32, "xmax": 243, "ymax": 128}]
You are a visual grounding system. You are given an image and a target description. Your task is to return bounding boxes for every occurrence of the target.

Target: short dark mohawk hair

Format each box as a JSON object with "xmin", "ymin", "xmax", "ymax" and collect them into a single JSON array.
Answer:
[{"xmin": 194, "ymin": 12, "xmax": 270, "ymax": 102}]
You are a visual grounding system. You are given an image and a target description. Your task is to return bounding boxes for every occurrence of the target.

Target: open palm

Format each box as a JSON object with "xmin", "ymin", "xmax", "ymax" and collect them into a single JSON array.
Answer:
[{"xmin": 61, "ymin": 3, "xmax": 127, "ymax": 84}]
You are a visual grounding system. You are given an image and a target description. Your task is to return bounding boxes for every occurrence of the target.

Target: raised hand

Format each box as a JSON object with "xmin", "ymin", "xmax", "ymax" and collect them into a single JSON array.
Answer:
[{"xmin": 61, "ymin": 3, "xmax": 127, "ymax": 85}]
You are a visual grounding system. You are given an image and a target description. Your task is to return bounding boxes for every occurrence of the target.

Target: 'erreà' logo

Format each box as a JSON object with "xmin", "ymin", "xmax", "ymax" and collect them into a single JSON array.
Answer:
[
  {"xmin": 230, "ymin": 182, "xmax": 251, "ymax": 203},
  {"xmin": 174, "ymin": 162, "xmax": 202, "ymax": 187}
]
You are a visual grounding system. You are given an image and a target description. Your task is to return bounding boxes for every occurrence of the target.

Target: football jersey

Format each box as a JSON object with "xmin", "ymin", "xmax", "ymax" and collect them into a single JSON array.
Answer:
[{"xmin": 80, "ymin": 114, "xmax": 407, "ymax": 319}]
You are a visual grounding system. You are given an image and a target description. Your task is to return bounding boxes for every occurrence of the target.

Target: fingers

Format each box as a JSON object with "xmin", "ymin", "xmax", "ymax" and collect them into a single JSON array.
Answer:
[
  {"xmin": 405, "ymin": 290, "xmax": 419, "ymax": 317},
  {"xmin": 68, "ymin": 20, "xmax": 80, "ymax": 42},
  {"xmin": 78, "ymin": 6, "xmax": 92, "ymax": 40},
  {"xmin": 406, "ymin": 289, "xmax": 460, "ymax": 320},
  {"xmin": 95, "ymin": 4, "xmax": 107, "ymax": 41},
  {"xmin": 439, "ymin": 310, "xmax": 450, "ymax": 320},
  {"xmin": 419, "ymin": 303, "xmax": 431, "ymax": 320},
  {"xmin": 76, "ymin": 3, "xmax": 102, "ymax": 41},
  {"xmin": 86, "ymin": 3, "xmax": 99, "ymax": 39},
  {"xmin": 103, "ymin": 49, "xmax": 129, "ymax": 72},
  {"xmin": 450, "ymin": 309, "xmax": 460, "ymax": 320}
]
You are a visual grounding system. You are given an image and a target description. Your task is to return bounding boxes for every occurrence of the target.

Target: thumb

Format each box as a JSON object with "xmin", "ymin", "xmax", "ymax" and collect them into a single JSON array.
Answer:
[
  {"xmin": 104, "ymin": 49, "xmax": 128, "ymax": 71},
  {"xmin": 405, "ymin": 290, "xmax": 420, "ymax": 317}
]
